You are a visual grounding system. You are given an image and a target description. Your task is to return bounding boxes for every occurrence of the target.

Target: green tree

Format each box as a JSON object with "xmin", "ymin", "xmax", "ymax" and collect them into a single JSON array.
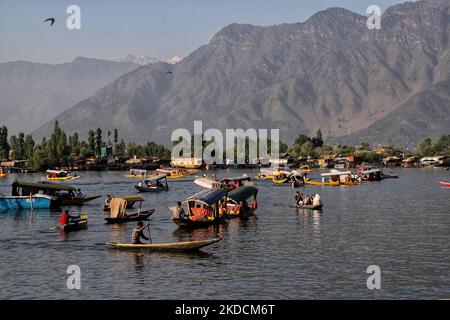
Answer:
[
  {"xmin": 95, "ymin": 128, "xmax": 102, "ymax": 156},
  {"xmin": 0, "ymin": 126, "xmax": 10, "ymax": 159}
]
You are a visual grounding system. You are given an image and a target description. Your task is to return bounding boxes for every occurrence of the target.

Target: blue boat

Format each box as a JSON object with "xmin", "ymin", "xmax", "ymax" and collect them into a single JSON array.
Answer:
[{"xmin": 0, "ymin": 194, "xmax": 54, "ymax": 211}]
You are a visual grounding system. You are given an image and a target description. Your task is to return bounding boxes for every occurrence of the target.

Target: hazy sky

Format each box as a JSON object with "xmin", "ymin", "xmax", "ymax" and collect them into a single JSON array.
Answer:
[{"xmin": 0, "ymin": 0, "xmax": 407, "ymax": 64}]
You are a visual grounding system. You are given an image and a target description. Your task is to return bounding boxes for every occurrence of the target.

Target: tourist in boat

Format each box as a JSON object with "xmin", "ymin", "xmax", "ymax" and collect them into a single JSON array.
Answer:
[
  {"xmin": 313, "ymin": 194, "xmax": 321, "ymax": 206},
  {"xmin": 104, "ymin": 195, "xmax": 112, "ymax": 210},
  {"xmin": 59, "ymin": 210, "xmax": 80, "ymax": 226},
  {"xmin": 174, "ymin": 201, "xmax": 187, "ymax": 219},
  {"xmin": 294, "ymin": 191, "xmax": 303, "ymax": 205},
  {"xmin": 131, "ymin": 221, "xmax": 150, "ymax": 244}
]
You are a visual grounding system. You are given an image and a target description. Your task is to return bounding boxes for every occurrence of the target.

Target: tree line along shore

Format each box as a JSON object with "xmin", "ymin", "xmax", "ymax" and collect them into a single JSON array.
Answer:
[{"xmin": 0, "ymin": 124, "xmax": 449, "ymax": 172}]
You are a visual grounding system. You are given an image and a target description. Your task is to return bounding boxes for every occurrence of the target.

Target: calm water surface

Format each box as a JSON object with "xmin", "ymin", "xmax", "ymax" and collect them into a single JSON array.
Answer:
[{"xmin": 0, "ymin": 168, "xmax": 449, "ymax": 299}]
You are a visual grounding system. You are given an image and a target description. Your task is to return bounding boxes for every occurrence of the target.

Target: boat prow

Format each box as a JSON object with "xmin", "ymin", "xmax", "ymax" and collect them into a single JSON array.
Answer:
[
  {"xmin": 438, "ymin": 181, "xmax": 450, "ymax": 188},
  {"xmin": 106, "ymin": 238, "xmax": 222, "ymax": 252}
]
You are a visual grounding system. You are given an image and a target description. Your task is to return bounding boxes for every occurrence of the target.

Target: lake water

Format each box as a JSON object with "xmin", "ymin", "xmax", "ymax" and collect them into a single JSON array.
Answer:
[{"xmin": 0, "ymin": 168, "xmax": 449, "ymax": 299}]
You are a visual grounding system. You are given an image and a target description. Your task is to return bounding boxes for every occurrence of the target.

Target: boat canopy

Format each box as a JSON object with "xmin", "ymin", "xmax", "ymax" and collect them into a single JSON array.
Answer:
[
  {"xmin": 220, "ymin": 175, "xmax": 251, "ymax": 183},
  {"xmin": 12, "ymin": 181, "xmax": 75, "ymax": 191},
  {"xmin": 120, "ymin": 195, "xmax": 145, "ymax": 203},
  {"xmin": 194, "ymin": 178, "xmax": 223, "ymax": 189},
  {"xmin": 144, "ymin": 174, "xmax": 167, "ymax": 183},
  {"xmin": 109, "ymin": 198, "xmax": 127, "ymax": 218},
  {"xmin": 227, "ymin": 186, "xmax": 258, "ymax": 204},
  {"xmin": 321, "ymin": 171, "xmax": 352, "ymax": 177},
  {"xmin": 360, "ymin": 169, "xmax": 382, "ymax": 174},
  {"xmin": 130, "ymin": 169, "xmax": 147, "ymax": 174},
  {"xmin": 185, "ymin": 188, "xmax": 226, "ymax": 206}
]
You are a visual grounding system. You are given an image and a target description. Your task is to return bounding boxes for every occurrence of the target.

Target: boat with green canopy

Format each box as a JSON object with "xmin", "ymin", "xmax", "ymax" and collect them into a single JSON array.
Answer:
[
  {"xmin": 225, "ymin": 185, "xmax": 258, "ymax": 218},
  {"xmin": 171, "ymin": 188, "xmax": 227, "ymax": 228}
]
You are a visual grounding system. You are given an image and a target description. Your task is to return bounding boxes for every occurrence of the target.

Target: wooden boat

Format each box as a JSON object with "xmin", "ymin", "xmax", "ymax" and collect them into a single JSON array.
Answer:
[
  {"xmin": 272, "ymin": 170, "xmax": 293, "ymax": 184},
  {"xmin": 292, "ymin": 204, "xmax": 323, "ymax": 210},
  {"xmin": 106, "ymin": 238, "xmax": 221, "ymax": 252},
  {"xmin": 255, "ymin": 168, "xmax": 277, "ymax": 180},
  {"xmin": 134, "ymin": 174, "xmax": 169, "ymax": 192},
  {"xmin": 438, "ymin": 181, "xmax": 450, "ymax": 187},
  {"xmin": 46, "ymin": 170, "xmax": 81, "ymax": 181},
  {"xmin": 0, "ymin": 168, "xmax": 8, "ymax": 178},
  {"xmin": 104, "ymin": 210, "xmax": 154, "ymax": 224},
  {"xmin": 171, "ymin": 188, "xmax": 227, "ymax": 228},
  {"xmin": 104, "ymin": 195, "xmax": 144, "ymax": 211},
  {"xmin": 381, "ymin": 172, "xmax": 400, "ymax": 179},
  {"xmin": 0, "ymin": 194, "xmax": 54, "ymax": 211},
  {"xmin": 358, "ymin": 169, "xmax": 382, "ymax": 181},
  {"xmin": 170, "ymin": 157, "xmax": 203, "ymax": 169},
  {"xmin": 155, "ymin": 168, "xmax": 195, "ymax": 180},
  {"xmin": 220, "ymin": 175, "xmax": 251, "ymax": 191},
  {"xmin": 125, "ymin": 169, "xmax": 149, "ymax": 178},
  {"xmin": 305, "ymin": 170, "xmax": 359, "ymax": 186},
  {"xmin": 298, "ymin": 165, "xmax": 313, "ymax": 173},
  {"xmin": 62, "ymin": 215, "xmax": 88, "ymax": 232},
  {"xmin": 225, "ymin": 186, "xmax": 258, "ymax": 219},
  {"xmin": 104, "ymin": 196, "xmax": 155, "ymax": 224},
  {"xmin": 11, "ymin": 181, "xmax": 100, "ymax": 206}
]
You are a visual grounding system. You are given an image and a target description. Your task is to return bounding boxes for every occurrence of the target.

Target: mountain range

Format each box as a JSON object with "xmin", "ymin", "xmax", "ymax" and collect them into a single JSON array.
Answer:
[
  {"xmin": 0, "ymin": 57, "xmax": 139, "ymax": 134},
  {"xmin": 18, "ymin": 0, "xmax": 450, "ymax": 147}
]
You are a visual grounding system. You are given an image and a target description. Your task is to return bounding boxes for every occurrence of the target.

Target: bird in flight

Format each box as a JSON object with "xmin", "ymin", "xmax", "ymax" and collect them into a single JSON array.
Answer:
[{"xmin": 43, "ymin": 18, "xmax": 56, "ymax": 26}]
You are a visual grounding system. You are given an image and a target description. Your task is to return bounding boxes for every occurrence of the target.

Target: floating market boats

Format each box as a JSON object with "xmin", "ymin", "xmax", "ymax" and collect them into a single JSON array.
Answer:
[
  {"xmin": 104, "ymin": 196, "xmax": 154, "ymax": 224},
  {"xmin": 46, "ymin": 170, "xmax": 81, "ymax": 181},
  {"xmin": 11, "ymin": 181, "xmax": 100, "ymax": 206},
  {"xmin": 134, "ymin": 174, "xmax": 169, "ymax": 192},
  {"xmin": 0, "ymin": 194, "xmax": 54, "ymax": 211},
  {"xmin": 225, "ymin": 186, "xmax": 258, "ymax": 219},
  {"xmin": 171, "ymin": 188, "xmax": 227, "ymax": 228},
  {"xmin": 125, "ymin": 169, "xmax": 149, "ymax": 178},
  {"xmin": 305, "ymin": 170, "xmax": 359, "ymax": 186},
  {"xmin": 156, "ymin": 168, "xmax": 197, "ymax": 180},
  {"xmin": 106, "ymin": 238, "xmax": 222, "ymax": 252}
]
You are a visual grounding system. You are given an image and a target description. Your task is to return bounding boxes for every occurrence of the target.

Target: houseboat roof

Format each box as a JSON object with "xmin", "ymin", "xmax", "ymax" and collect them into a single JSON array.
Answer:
[
  {"xmin": 185, "ymin": 188, "xmax": 226, "ymax": 206},
  {"xmin": 227, "ymin": 186, "xmax": 258, "ymax": 204},
  {"xmin": 321, "ymin": 170, "xmax": 352, "ymax": 177},
  {"xmin": 119, "ymin": 195, "xmax": 145, "ymax": 202},
  {"xmin": 194, "ymin": 178, "xmax": 223, "ymax": 189},
  {"xmin": 12, "ymin": 181, "xmax": 76, "ymax": 191},
  {"xmin": 144, "ymin": 174, "xmax": 167, "ymax": 183}
]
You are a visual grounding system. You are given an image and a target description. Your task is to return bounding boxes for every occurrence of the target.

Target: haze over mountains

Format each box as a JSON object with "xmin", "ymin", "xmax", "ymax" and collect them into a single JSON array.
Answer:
[
  {"xmin": 0, "ymin": 57, "xmax": 140, "ymax": 134},
  {"xmin": 18, "ymin": 0, "xmax": 450, "ymax": 147}
]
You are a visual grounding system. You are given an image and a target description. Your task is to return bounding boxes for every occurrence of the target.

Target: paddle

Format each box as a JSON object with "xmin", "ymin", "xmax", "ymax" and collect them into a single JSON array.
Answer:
[{"xmin": 146, "ymin": 224, "xmax": 152, "ymax": 244}]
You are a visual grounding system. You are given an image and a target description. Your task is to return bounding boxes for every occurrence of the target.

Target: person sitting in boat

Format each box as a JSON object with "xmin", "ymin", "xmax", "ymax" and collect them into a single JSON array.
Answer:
[
  {"xmin": 313, "ymin": 194, "xmax": 321, "ymax": 206},
  {"xmin": 138, "ymin": 181, "xmax": 144, "ymax": 187},
  {"xmin": 294, "ymin": 191, "xmax": 303, "ymax": 205},
  {"xmin": 59, "ymin": 210, "xmax": 80, "ymax": 226},
  {"xmin": 75, "ymin": 189, "xmax": 83, "ymax": 198},
  {"xmin": 175, "ymin": 201, "xmax": 187, "ymax": 219},
  {"xmin": 104, "ymin": 195, "xmax": 112, "ymax": 210},
  {"xmin": 131, "ymin": 221, "xmax": 150, "ymax": 244}
]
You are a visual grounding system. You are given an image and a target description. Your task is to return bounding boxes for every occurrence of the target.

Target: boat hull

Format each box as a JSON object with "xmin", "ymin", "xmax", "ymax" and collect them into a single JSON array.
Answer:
[
  {"xmin": 134, "ymin": 185, "xmax": 168, "ymax": 193},
  {"xmin": 172, "ymin": 217, "xmax": 225, "ymax": 228},
  {"xmin": 104, "ymin": 209, "xmax": 155, "ymax": 224},
  {"xmin": 106, "ymin": 238, "xmax": 221, "ymax": 252},
  {"xmin": 62, "ymin": 215, "xmax": 88, "ymax": 232},
  {"xmin": 0, "ymin": 195, "xmax": 54, "ymax": 211},
  {"xmin": 293, "ymin": 204, "xmax": 323, "ymax": 210},
  {"xmin": 60, "ymin": 196, "xmax": 101, "ymax": 206}
]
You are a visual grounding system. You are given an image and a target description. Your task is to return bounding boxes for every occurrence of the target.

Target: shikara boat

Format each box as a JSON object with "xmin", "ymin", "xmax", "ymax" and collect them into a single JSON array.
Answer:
[
  {"xmin": 104, "ymin": 196, "xmax": 155, "ymax": 224},
  {"xmin": 225, "ymin": 186, "xmax": 258, "ymax": 219},
  {"xmin": 358, "ymin": 169, "xmax": 382, "ymax": 181},
  {"xmin": 46, "ymin": 170, "xmax": 81, "ymax": 181},
  {"xmin": 298, "ymin": 165, "xmax": 313, "ymax": 173},
  {"xmin": 272, "ymin": 170, "xmax": 293, "ymax": 184},
  {"xmin": 305, "ymin": 170, "xmax": 359, "ymax": 186},
  {"xmin": 0, "ymin": 168, "xmax": 8, "ymax": 178},
  {"xmin": 62, "ymin": 215, "xmax": 88, "ymax": 232},
  {"xmin": 106, "ymin": 238, "xmax": 222, "ymax": 252},
  {"xmin": 156, "ymin": 168, "xmax": 196, "ymax": 180},
  {"xmin": 381, "ymin": 171, "xmax": 400, "ymax": 179},
  {"xmin": 171, "ymin": 188, "xmax": 227, "ymax": 228},
  {"xmin": 11, "ymin": 181, "xmax": 100, "ymax": 206},
  {"xmin": 134, "ymin": 174, "xmax": 169, "ymax": 192},
  {"xmin": 220, "ymin": 175, "xmax": 251, "ymax": 191},
  {"xmin": 0, "ymin": 194, "xmax": 54, "ymax": 211},
  {"xmin": 104, "ymin": 195, "xmax": 144, "ymax": 211},
  {"xmin": 125, "ymin": 169, "xmax": 149, "ymax": 178},
  {"xmin": 438, "ymin": 181, "xmax": 450, "ymax": 187},
  {"xmin": 292, "ymin": 204, "xmax": 323, "ymax": 210},
  {"xmin": 255, "ymin": 168, "xmax": 277, "ymax": 180}
]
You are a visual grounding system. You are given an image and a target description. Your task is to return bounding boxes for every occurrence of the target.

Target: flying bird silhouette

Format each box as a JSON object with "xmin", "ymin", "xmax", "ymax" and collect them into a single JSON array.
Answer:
[{"xmin": 43, "ymin": 18, "xmax": 55, "ymax": 26}]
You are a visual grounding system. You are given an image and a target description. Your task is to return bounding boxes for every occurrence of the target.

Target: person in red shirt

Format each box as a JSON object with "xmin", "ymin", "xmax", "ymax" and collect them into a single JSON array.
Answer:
[{"xmin": 59, "ymin": 210, "xmax": 79, "ymax": 226}]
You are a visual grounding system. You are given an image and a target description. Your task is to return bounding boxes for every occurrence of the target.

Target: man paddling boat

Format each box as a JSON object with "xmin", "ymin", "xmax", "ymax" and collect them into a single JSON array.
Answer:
[
  {"xmin": 59, "ymin": 210, "xmax": 80, "ymax": 226},
  {"xmin": 131, "ymin": 221, "xmax": 151, "ymax": 244}
]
